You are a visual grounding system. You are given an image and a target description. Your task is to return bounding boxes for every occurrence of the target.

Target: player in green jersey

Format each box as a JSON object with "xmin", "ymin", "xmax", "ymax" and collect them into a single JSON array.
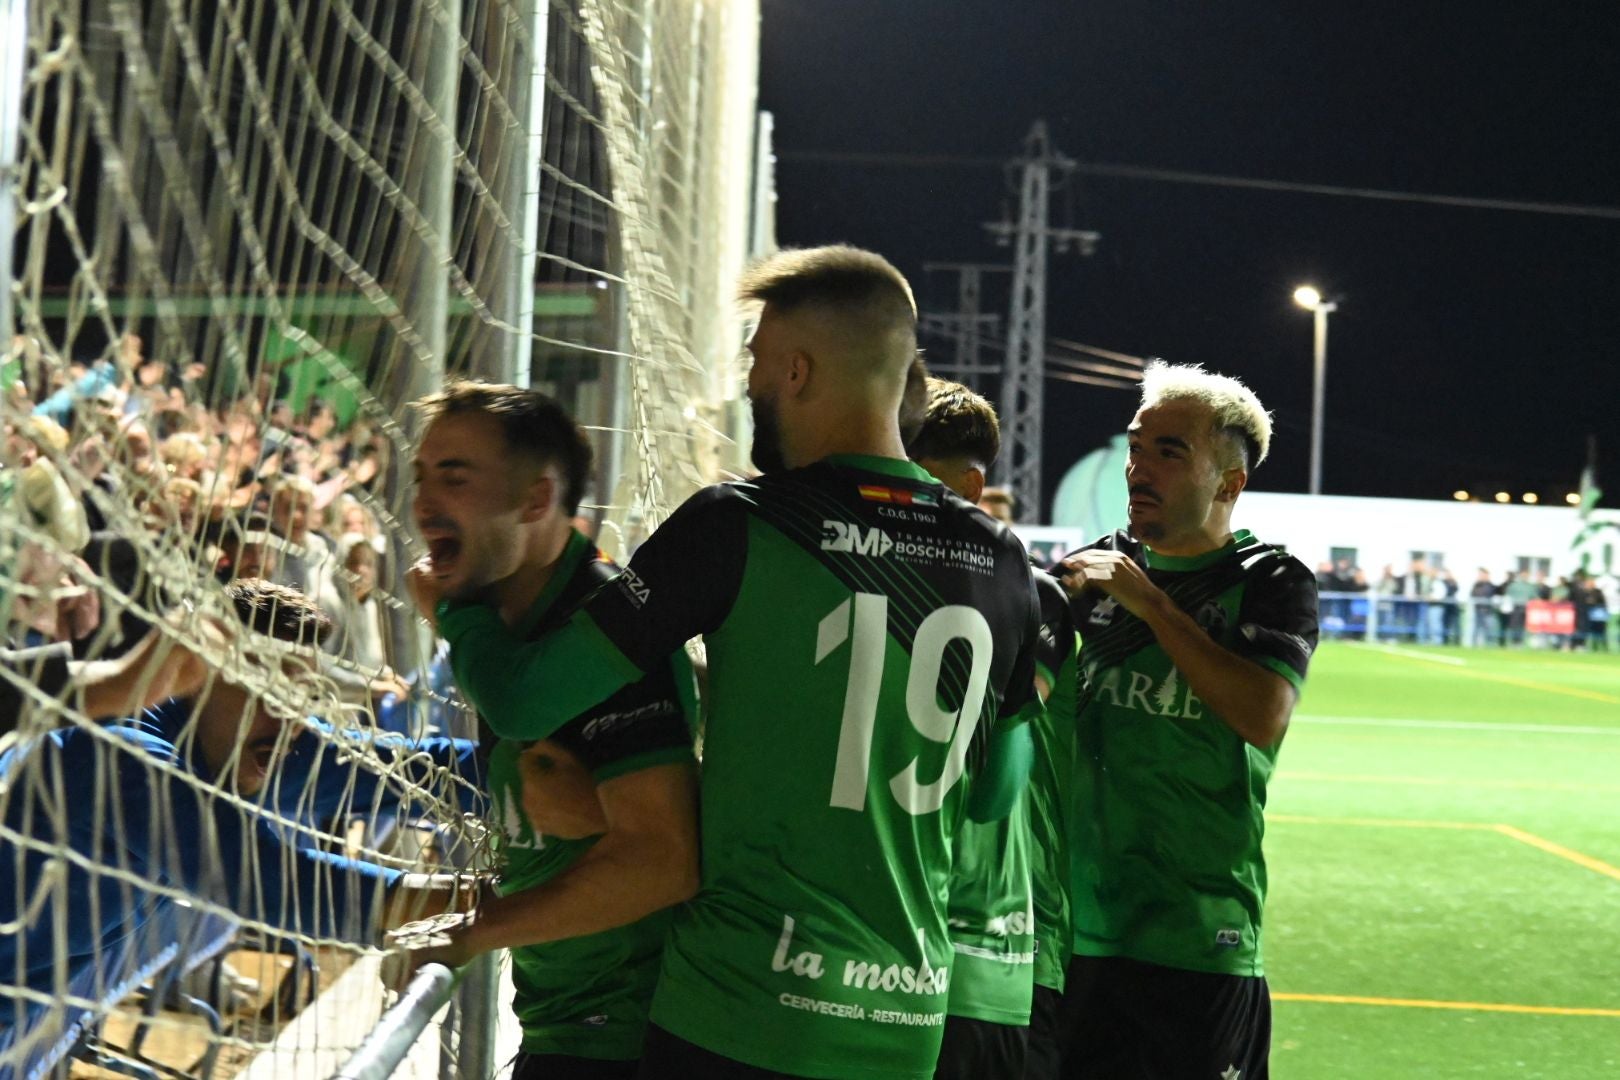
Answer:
[
  {"xmin": 409, "ymin": 247, "xmax": 1043, "ymax": 1080},
  {"xmin": 406, "ymin": 383, "xmax": 700, "ymax": 1079},
  {"xmin": 906, "ymin": 379, "xmax": 1078, "ymax": 1080},
  {"xmin": 1052, "ymin": 362, "xmax": 1318, "ymax": 1080}
]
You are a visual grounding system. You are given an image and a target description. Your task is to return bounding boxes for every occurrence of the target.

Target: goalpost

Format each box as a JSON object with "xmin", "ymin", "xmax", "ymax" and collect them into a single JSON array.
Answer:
[{"xmin": 0, "ymin": 0, "xmax": 766, "ymax": 1075}]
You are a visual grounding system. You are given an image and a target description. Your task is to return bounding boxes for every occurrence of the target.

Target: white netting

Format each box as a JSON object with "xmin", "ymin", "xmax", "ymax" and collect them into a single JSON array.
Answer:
[{"xmin": 0, "ymin": 0, "xmax": 763, "ymax": 1075}]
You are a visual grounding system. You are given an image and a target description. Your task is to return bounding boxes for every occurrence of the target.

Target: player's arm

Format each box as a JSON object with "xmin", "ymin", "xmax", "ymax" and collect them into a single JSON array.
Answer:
[
  {"xmin": 1059, "ymin": 550, "xmax": 1317, "ymax": 749},
  {"xmin": 409, "ymin": 760, "xmax": 700, "ymax": 966}
]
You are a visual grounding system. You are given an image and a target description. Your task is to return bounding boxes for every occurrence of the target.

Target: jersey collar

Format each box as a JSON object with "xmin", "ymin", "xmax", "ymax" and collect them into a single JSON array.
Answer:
[
  {"xmin": 1142, "ymin": 529, "xmax": 1255, "ymax": 571},
  {"xmin": 822, "ymin": 453, "xmax": 937, "ymax": 484},
  {"xmin": 514, "ymin": 528, "xmax": 593, "ymax": 637}
]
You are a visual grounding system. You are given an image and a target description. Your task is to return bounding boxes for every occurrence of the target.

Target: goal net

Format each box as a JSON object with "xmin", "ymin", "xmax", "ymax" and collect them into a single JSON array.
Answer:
[{"xmin": 0, "ymin": 0, "xmax": 764, "ymax": 1075}]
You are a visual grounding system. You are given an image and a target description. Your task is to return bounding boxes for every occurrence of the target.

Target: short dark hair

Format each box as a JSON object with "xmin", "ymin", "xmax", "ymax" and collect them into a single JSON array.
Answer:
[
  {"xmin": 224, "ymin": 578, "xmax": 333, "ymax": 647},
  {"xmin": 303, "ymin": 399, "xmax": 334, "ymax": 422},
  {"xmin": 415, "ymin": 380, "xmax": 594, "ymax": 515},
  {"xmin": 738, "ymin": 245, "xmax": 917, "ymax": 319},
  {"xmin": 906, "ymin": 378, "xmax": 1001, "ymax": 468}
]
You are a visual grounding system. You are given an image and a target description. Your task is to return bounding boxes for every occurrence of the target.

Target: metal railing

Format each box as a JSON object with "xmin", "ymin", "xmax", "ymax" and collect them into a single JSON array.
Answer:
[
  {"xmin": 1318, "ymin": 592, "xmax": 1612, "ymax": 648},
  {"xmin": 332, "ymin": 953, "xmax": 501, "ymax": 1080}
]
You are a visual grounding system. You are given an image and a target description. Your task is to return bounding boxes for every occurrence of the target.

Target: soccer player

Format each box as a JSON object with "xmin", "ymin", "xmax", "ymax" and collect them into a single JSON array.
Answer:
[
  {"xmin": 1053, "ymin": 363, "xmax": 1318, "ymax": 1079},
  {"xmin": 905, "ymin": 380, "xmax": 1078, "ymax": 1080},
  {"xmin": 0, "ymin": 580, "xmax": 478, "ymax": 1008},
  {"xmin": 405, "ymin": 383, "xmax": 699, "ymax": 1079},
  {"xmin": 409, "ymin": 246, "xmax": 1042, "ymax": 1080}
]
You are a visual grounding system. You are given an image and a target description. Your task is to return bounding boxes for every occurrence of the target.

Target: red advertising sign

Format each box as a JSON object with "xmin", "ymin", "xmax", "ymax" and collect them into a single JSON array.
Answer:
[{"xmin": 1525, "ymin": 600, "xmax": 1576, "ymax": 635}]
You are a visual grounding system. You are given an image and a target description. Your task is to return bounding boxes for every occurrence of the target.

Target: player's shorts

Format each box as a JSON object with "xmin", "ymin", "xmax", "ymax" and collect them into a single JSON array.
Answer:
[
  {"xmin": 933, "ymin": 1013, "xmax": 1028, "ymax": 1079},
  {"xmin": 513, "ymin": 1051, "xmax": 639, "ymax": 1080},
  {"xmin": 1058, "ymin": 955, "xmax": 1270, "ymax": 1080},
  {"xmin": 635, "ymin": 1024, "xmax": 811, "ymax": 1079},
  {"xmin": 1022, "ymin": 984, "xmax": 1065, "ymax": 1080}
]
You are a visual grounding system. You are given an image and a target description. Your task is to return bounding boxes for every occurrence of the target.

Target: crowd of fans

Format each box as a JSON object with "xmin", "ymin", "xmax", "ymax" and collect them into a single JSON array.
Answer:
[
  {"xmin": 3, "ymin": 332, "xmax": 413, "ymax": 717},
  {"xmin": 1314, "ymin": 556, "xmax": 1616, "ymax": 649}
]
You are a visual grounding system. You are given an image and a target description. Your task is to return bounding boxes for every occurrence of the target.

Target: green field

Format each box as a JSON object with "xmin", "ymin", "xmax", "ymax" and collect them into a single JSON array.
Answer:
[{"xmin": 1267, "ymin": 643, "xmax": 1620, "ymax": 1077}]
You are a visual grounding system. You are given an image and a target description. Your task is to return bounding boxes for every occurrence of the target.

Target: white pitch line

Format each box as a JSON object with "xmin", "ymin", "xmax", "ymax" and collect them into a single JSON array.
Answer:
[
  {"xmin": 1297, "ymin": 715, "xmax": 1620, "ymax": 736},
  {"xmin": 1347, "ymin": 642, "xmax": 1469, "ymax": 666}
]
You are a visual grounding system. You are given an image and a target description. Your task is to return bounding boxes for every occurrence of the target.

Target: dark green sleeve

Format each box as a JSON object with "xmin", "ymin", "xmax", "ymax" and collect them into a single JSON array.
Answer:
[
  {"xmin": 438, "ymin": 603, "xmax": 643, "ymax": 740},
  {"xmin": 965, "ymin": 705, "xmax": 1036, "ymax": 823}
]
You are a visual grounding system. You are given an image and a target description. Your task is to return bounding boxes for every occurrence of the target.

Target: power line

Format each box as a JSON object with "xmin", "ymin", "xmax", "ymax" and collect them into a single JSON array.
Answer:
[{"xmin": 779, "ymin": 150, "xmax": 1620, "ymax": 222}]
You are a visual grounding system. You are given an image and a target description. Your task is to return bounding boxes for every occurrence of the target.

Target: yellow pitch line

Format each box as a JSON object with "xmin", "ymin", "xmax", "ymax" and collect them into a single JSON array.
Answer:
[
  {"xmin": 1279, "ymin": 771, "xmax": 1620, "ymax": 794},
  {"xmin": 1274, "ymin": 992, "xmax": 1620, "ymax": 1018},
  {"xmin": 1268, "ymin": 813, "xmax": 1491, "ymax": 831},
  {"xmin": 1270, "ymin": 815, "xmax": 1620, "ymax": 884},
  {"xmin": 1361, "ymin": 646, "xmax": 1620, "ymax": 704},
  {"xmin": 1491, "ymin": 824, "xmax": 1620, "ymax": 883}
]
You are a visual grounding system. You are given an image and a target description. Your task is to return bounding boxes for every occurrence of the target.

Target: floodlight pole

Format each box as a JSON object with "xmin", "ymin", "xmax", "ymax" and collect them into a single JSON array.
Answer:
[{"xmin": 1306, "ymin": 300, "xmax": 1336, "ymax": 496}]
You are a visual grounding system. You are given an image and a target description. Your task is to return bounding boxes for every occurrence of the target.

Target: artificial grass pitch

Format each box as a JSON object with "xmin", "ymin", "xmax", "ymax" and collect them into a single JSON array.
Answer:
[{"xmin": 1264, "ymin": 643, "xmax": 1620, "ymax": 1077}]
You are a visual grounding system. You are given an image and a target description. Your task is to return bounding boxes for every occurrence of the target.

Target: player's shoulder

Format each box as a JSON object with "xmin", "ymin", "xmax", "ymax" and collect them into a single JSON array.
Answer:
[
  {"xmin": 1235, "ymin": 534, "xmax": 1316, "ymax": 587},
  {"xmin": 1057, "ymin": 529, "xmax": 1135, "ymax": 565}
]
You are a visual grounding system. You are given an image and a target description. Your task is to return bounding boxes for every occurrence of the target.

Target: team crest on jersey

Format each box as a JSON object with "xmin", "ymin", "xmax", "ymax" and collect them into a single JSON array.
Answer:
[{"xmin": 1194, "ymin": 599, "xmax": 1229, "ymax": 637}]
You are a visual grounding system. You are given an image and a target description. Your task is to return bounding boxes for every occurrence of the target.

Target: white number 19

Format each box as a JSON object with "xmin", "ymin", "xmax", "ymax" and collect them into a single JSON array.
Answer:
[{"xmin": 815, "ymin": 593, "xmax": 993, "ymax": 814}]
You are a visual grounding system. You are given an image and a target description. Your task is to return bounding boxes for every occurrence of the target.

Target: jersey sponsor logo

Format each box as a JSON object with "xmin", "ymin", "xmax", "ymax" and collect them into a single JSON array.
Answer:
[
  {"xmin": 1088, "ymin": 596, "xmax": 1120, "ymax": 626},
  {"xmin": 820, "ymin": 519, "xmax": 895, "ymax": 557},
  {"xmin": 857, "ymin": 483, "xmax": 938, "ymax": 507},
  {"xmin": 616, "ymin": 567, "xmax": 651, "ymax": 608},
  {"xmin": 1215, "ymin": 928, "xmax": 1242, "ymax": 949},
  {"xmin": 1091, "ymin": 664, "xmax": 1206, "ymax": 721},
  {"xmin": 770, "ymin": 915, "xmax": 950, "ymax": 997}
]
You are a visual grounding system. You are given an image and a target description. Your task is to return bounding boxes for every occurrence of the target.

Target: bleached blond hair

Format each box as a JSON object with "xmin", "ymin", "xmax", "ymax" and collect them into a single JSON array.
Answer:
[{"xmin": 1138, "ymin": 361, "xmax": 1273, "ymax": 469}]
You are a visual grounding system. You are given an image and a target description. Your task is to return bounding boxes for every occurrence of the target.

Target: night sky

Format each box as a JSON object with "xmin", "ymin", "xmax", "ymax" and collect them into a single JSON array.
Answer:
[{"xmin": 758, "ymin": 2, "xmax": 1620, "ymax": 515}]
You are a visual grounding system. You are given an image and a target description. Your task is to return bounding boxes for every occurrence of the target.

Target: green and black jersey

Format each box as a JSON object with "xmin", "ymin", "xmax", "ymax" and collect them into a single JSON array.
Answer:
[
  {"xmin": 481, "ymin": 530, "xmax": 696, "ymax": 1060},
  {"xmin": 1063, "ymin": 529, "xmax": 1317, "ymax": 978},
  {"xmin": 943, "ymin": 568, "xmax": 1076, "ymax": 1024},
  {"xmin": 444, "ymin": 454, "xmax": 1042, "ymax": 1080},
  {"xmin": 1028, "ymin": 569, "xmax": 1078, "ymax": 992}
]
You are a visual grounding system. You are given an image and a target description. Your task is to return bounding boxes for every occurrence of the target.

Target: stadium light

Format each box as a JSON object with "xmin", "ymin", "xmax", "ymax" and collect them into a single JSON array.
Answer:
[
  {"xmin": 1494, "ymin": 491, "xmax": 1511, "ymax": 503},
  {"xmin": 1566, "ymin": 492, "xmax": 1582, "ymax": 505},
  {"xmin": 1291, "ymin": 285, "xmax": 1337, "ymax": 497},
  {"xmin": 1452, "ymin": 490, "xmax": 1469, "ymax": 501},
  {"xmin": 1522, "ymin": 493, "xmax": 1539, "ymax": 504}
]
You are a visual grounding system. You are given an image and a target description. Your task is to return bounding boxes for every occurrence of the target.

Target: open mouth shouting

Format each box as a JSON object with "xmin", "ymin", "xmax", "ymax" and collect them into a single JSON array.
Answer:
[{"xmin": 419, "ymin": 518, "xmax": 465, "ymax": 580}]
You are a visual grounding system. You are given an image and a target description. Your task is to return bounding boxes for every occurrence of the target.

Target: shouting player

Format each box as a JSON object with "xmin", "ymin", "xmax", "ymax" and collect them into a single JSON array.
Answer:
[
  {"xmin": 405, "ymin": 383, "xmax": 699, "ymax": 1079},
  {"xmin": 410, "ymin": 246, "xmax": 1042, "ymax": 1080},
  {"xmin": 1055, "ymin": 362, "xmax": 1318, "ymax": 1080}
]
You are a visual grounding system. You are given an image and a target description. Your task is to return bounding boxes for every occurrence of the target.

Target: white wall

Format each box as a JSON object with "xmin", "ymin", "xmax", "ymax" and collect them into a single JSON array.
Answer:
[{"xmin": 1017, "ymin": 494, "xmax": 1620, "ymax": 579}]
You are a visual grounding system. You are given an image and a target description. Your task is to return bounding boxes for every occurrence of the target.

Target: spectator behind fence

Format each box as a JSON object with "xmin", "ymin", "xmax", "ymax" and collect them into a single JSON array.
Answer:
[
  {"xmin": 1470, "ymin": 568, "xmax": 1501, "ymax": 646},
  {"xmin": 0, "ymin": 580, "xmax": 483, "ymax": 1007}
]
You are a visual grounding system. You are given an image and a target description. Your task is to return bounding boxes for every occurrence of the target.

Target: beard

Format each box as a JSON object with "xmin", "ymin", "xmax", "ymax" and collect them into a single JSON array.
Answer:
[{"xmin": 750, "ymin": 394, "xmax": 788, "ymax": 474}]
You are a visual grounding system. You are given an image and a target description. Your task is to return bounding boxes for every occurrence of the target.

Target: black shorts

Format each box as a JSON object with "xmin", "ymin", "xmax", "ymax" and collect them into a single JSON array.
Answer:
[
  {"xmin": 635, "ymin": 1024, "xmax": 811, "ymax": 1080},
  {"xmin": 1023, "ymin": 984, "xmax": 1065, "ymax": 1080},
  {"xmin": 1058, "ymin": 955, "xmax": 1270, "ymax": 1080},
  {"xmin": 513, "ymin": 1051, "xmax": 639, "ymax": 1080},
  {"xmin": 934, "ymin": 1013, "xmax": 1028, "ymax": 1079}
]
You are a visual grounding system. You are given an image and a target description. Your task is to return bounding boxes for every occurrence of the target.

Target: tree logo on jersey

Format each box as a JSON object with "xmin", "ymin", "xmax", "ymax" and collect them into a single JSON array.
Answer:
[{"xmin": 820, "ymin": 519, "xmax": 894, "ymax": 557}]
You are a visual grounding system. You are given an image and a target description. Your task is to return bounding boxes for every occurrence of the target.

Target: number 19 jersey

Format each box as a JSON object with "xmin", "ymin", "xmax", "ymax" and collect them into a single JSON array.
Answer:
[{"xmin": 579, "ymin": 454, "xmax": 1041, "ymax": 1080}]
